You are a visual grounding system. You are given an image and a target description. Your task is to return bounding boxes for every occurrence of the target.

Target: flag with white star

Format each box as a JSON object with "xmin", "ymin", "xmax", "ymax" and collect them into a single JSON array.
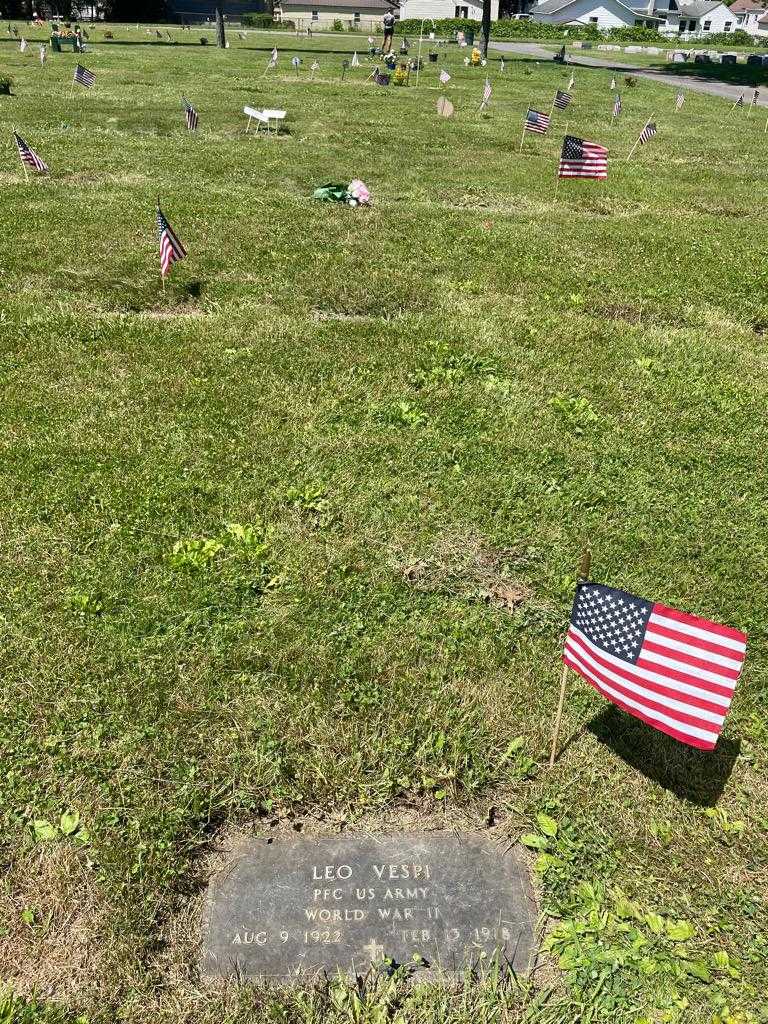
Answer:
[{"xmin": 563, "ymin": 582, "xmax": 746, "ymax": 750}]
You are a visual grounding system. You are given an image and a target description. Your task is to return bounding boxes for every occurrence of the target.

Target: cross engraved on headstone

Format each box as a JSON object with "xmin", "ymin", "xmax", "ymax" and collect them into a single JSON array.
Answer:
[{"xmin": 362, "ymin": 938, "xmax": 385, "ymax": 960}]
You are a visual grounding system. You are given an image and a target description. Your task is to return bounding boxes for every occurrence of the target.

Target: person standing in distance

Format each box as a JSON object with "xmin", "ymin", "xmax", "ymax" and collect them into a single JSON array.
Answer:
[{"xmin": 382, "ymin": 7, "xmax": 395, "ymax": 54}]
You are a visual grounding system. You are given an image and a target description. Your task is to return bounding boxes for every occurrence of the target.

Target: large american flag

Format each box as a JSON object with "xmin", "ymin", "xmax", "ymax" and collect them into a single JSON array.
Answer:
[
  {"xmin": 156, "ymin": 206, "xmax": 187, "ymax": 278},
  {"xmin": 639, "ymin": 120, "xmax": 657, "ymax": 145},
  {"xmin": 14, "ymin": 132, "xmax": 48, "ymax": 173},
  {"xmin": 524, "ymin": 108, "xmax": 550, "ymax": 134},
  {"xmin": 74, "ymin": 63, "xmax": 95, "ymax": 87},
  {"xmin": 558, "ymin": 135, "xmax": 608, "ymax": 180},
  {"xmin": 553, "ymin": 89, "xmax": 572, "ymax": 111},
  {"xmin": 564, "ymin": 582, "xmax": 746, "ymax": 750},
  {"xmin": 182, "ymin": 96, "xmax": 198, "ymax": 131}
]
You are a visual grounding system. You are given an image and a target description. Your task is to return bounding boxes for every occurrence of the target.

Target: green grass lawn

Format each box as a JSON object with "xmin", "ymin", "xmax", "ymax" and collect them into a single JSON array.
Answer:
[{"xmin": 1, "ymin": 21, "xmax": 767, "ymax": 1024}]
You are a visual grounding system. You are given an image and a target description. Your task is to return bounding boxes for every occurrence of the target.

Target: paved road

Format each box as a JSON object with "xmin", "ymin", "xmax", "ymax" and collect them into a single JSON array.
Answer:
[{"xmin": 490, "ymin": 40, "xmax": 765, "ymax": 106}]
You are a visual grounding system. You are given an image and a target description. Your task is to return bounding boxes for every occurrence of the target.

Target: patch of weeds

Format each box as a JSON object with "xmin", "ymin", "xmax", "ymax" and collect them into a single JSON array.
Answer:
[
  {"xmin": 167, "ymin": 536, "xmax": 224, "ymax": 570},
  {"xmin": 634, "ymin": 356, "xmax": 667, "ymax": 376},
  {"xmin": 702, "ymin": 806, "xmax": 746, "ymax": 844},
  {"xmin": 375, "ymin": 401, "xmax": 429, "ymax": 429},
  {"xmin": 498, "ymin": 735, "xmax": 538, "ymax": 780},
  {"xmin": 0, "ymin": 988, "xmax": 87, "ymax": 1024},
  {"xmin": 283, "ymin": 484, "xmax": 333, "ymax": 527},
  {"xmin": 523, "ymin": 813, "xmax": 754, "ymax": 1020},
  {"xmin": 549, "ymin": 395, "xmax": 602, "ymax": 435},
  {"xmin": 410, "ymin": 349, "xmax": 500, "ymax": 389},
  {"xmin": 66, "ymin": 590, "xmax": 105, "ymax": 617},
  {"xmin": 31, "ymin": 810, "xmax": 89, "ymax": 845}
]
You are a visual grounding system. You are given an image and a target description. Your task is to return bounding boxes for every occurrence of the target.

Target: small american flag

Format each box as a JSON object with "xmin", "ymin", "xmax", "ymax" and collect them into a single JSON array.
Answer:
[
  {"xmin": 14, "ymin": 131, "xmax": 48, "ymax": 173},
  {"xmin": 675, "ymin": 90, "xmax": 685, "ymax": 111},
  {"xmin": 74, "ymin": 63, "xmax": 95, "ymax": 87},
  {"xmin": 269, "ymin": 46, "xmax": 278, "ymax": 67},
  {"xmin": 610, "ymin": 76, "xmax": 616, "ymax": 90},
  {"xmin": 554, "ymin": 89, "xmax": 572, "ymax": 111},
  {"xmin": 500, "ymin": 57, "xmax": 505, "ymax": 72},
  {"xmin": 638, "ymin": 120, "xmax": 657, "ymax": 145},
  {"xmin": 480, "ymin": 78, "xmax": 492, "ymax": 109},
  {"xmin": 567, "ymin": 72, "xmax": 574, "ymax": 90},
  {"xmin": 39, "ymin": 43, "xmax": 46, "ymax": 65},
  {"xmin": 564, "ymin": 581, "xmax": 746, "ymax": 751},
  {"xmin": 732, "ymin": 93, "xmax": 744, "ymax": 109},
  {"xmin": 558, "ymin": 134, "xmax": 608, "ymax": 180},
  {"xmin": 19, "ymin": 36, "xmax": 27, "ymax": 52},
  {"xmin": 439, "ymin": 69, "xmax": 451, "ymax": 85},
  {"xmin": 524, "ymin": 108, "xmax": 550, "ymax": 134},
  {"xmin": 182, "ymin": 96, "xmax": 198, "ymax": 131},
  {"xmin": 351, "ymin": 51, "xmax": 360, "ymax": 67},
  {"xmin": 156, "ymin": 205, "xmax": 187, "ymax": 278},
  {"xmin": 612, "ymin": 93, "xmax": 622, "ymax": 118}
]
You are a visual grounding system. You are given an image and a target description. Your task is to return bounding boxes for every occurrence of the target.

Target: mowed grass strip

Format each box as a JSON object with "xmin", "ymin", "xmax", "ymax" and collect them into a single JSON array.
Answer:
[{"xmin": 1, "ymin": 23, "xmax": 767, "ymax": 1024}]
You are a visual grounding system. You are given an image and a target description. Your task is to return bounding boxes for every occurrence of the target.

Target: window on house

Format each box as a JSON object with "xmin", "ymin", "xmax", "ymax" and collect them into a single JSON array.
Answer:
[
  {"xmin": 703, "ymin": 20, "xmax": 711, "ymax": 29},
  {"xmin": 724, "ymin": 20, "xmax": 732, "ymax": 29},
  {"xmin": 455, "ymin": 5, "xmax": 469, "ymax": 16},
  {"xmin": 353, "ymin": 11, "xmax": 360, "ymax": 21},
  {"xmin": 589, "ymin": 15, "xmax": 598, "ymax": 22},
  {"xmin": 311, "ymin": 9, "xmax": 318, "ymax": 19}
]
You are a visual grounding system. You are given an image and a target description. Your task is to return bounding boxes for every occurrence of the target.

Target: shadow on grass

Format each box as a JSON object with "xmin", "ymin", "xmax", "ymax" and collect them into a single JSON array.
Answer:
[{"xmin": 586, "ymin": 705, "xmax": 740, "ymax": 807}]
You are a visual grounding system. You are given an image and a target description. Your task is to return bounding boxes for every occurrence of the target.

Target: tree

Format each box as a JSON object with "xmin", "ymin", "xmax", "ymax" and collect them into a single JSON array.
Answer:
[
  {"xmin": 481, "ymin": 0, "xmax": 491, "ymax": 57},
  {"xmin": 214, "ymin": 2, "xmax": 225, "ymax": 47}
]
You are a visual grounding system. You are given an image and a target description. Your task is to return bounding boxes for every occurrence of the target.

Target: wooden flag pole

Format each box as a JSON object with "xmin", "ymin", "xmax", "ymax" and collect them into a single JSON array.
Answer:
[
  {"xmin": 626, "ymin": 112, "xmax": 653, "ymax": 162},
  {"xmin": 548, "ymin": 547, "xmax": 591, "ymax": 769},
  {"xmin": 554, "ymin": 120, "xmax": 568, "ymax": 199},
  {"xmin": 519, "ymin": 101, "xmax": 531, "ymax": 152},
  {"xmin": 764, "ymin": 112, "xmax": 768, "ymax": 133}
]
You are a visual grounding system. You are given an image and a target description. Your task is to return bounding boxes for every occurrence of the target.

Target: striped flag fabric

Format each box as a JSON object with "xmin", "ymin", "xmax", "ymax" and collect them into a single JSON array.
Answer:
[
  {"xmin": 439, "ymin": 68, "xmax": 451, "ymax": 85},
  {"xmin": 675, "ymin": 90, "xmax": 685, "ymax": 111},
  {"xmin": 269, "ymin": 45, "xmax": 278, "ymax": 67},
  {"xmin": 156, "ymin": 205, "xmax": 187, "ymax": 278},
  {"xmin": 480, "ymin": 78, "xmax": 492, "ymax": 109},
  {"xmin": 563, "ymin": 582, "xmax": 746, "ymax": 751},
  {"xmin": 558, "ymin": 134, "xmax": 608, "ymax": 180},
  {"xmin": 74, "ymin": 63, "xmax": 95, "ymax": 87},
  {"xmin": 638, "ymin": 120, "xmax": 657, "ymax": 145},
  {"xmin": 553, "ymin": 89, "xmax": 572, "ymax": 111},
  {"xmin": 182, "ymin": 96, "xmax": 198, "ymax": 131},
  {"xmin": 732, "ymin": 93, "xmax": 744, "ymax": 109},
  {"xmin": 14, "ymin": 131, "xmax": 48, "ymax": 173},
  {"xmin": 612, "ymin": 93, "xmax": 622, "ymax": 118},
  {"xmin": 524, "ymin": 107, "xmax": 550, "ymax": 134}
]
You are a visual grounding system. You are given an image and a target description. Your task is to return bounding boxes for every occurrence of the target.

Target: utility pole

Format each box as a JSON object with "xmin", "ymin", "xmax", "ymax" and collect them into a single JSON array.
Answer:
[{"xmin": 215, "ymin": 4, "xmax": 226, "ymax": 47}]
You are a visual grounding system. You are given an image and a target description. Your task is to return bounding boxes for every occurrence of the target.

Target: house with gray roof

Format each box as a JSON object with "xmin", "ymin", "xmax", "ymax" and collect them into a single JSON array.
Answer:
[{"xmin": 531, "ymin": 0, "xmax": 663, "ymax": 29}]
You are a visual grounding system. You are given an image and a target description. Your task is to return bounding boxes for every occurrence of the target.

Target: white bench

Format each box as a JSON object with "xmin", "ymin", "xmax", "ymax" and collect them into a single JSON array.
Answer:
[{"xmin": 243, "ymin": 105, "xmax": 287, "ymax": 134}]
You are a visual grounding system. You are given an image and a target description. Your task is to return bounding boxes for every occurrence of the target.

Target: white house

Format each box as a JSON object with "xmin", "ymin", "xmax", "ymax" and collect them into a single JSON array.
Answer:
[
  {"xmin": 661, "ymin": 1, "xmax": 739, "ymax": 34},
  {"xmin": 276, "ymin": 0, "xmax": 498, "ymax": 30},
  {"xmin": 401, "ymin": 0, "xmax": 499, "ymax": 20},
  {"xmin": 729, "ymin": 0, "xmax": 768, "ymax": 34},
  {"xmin": 531, "ymin": 0, "xmax": 663, "ymax": 29}
]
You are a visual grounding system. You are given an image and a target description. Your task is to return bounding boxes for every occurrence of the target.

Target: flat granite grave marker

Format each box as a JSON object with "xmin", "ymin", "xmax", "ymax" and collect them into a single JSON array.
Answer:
[{"xmin": 202, "ymin": 835, "xmax": 536, "ymax": 980}]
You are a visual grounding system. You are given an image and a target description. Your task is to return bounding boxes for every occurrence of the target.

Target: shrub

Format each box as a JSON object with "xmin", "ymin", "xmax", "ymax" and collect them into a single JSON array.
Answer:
[
  {"xmin": 704, "ymin": 29, "xmax": 755, "ymax": 45},
  {"xmin": 333, "ymin": 18, "xmax": 344, "ymax": 31},
  {"xmin": 241, "ymin": 12, "xmax": 275, "ymax": 29}
]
